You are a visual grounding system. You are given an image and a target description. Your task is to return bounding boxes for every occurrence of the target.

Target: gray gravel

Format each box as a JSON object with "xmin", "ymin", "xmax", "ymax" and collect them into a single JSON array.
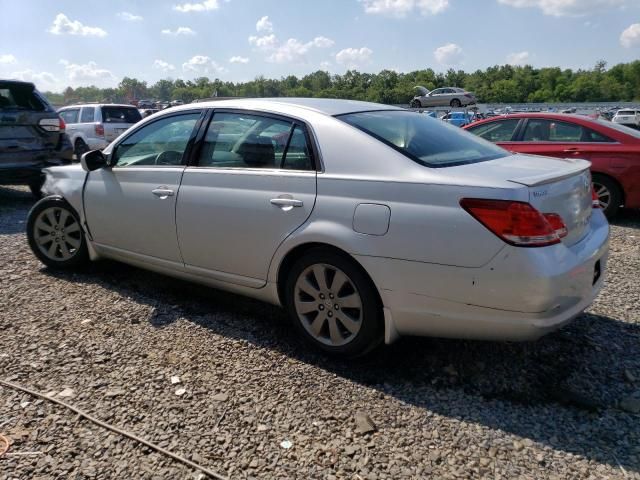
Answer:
[{"xmin": 1, "ymin": 184, "xmax": 639, "ymax": 479}]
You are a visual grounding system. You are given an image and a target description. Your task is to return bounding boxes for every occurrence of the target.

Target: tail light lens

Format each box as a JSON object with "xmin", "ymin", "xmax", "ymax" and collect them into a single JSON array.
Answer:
[
  {"xmin": 95, "ymin": 124, "xmax": 105, "ymax": 137},
  {"xmin": 38, "ymin": 118, "xmax": 61, "ymax": 132},
  {"xmin": 59, "ymin": 118, "xmax": 66, "ymax": 131},
  {"xmin": 591, "ymin": 186, "xmax": 600, "ymax": 208},
  {"xmin": 460, "ymin": 198, "xmax": 567, "ymax": 247}
]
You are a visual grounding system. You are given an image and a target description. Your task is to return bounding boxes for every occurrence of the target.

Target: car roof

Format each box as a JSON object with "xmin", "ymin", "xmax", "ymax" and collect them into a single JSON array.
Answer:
[
  {"xmin": 0, "ymin": 79, "xmax": 36, "ymax": 88},
  {"xmin": 168, "ymin": 97, "xmax": 402, "ymax": 117},
  {"xmin": 59, "ymin": 103, "xmax": 137, "ymax": 109}
]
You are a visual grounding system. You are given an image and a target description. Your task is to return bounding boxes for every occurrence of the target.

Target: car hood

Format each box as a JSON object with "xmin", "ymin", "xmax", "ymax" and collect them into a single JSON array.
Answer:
[{"xmin": 414, "ymin": 86, "xmax": 429, "ymax": 96}]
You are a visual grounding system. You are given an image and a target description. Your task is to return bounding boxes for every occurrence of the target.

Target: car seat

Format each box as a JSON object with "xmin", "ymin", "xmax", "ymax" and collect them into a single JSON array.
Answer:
[{"xmin": 238, "ymin": 134, "xmax": 275, "ymax": 168}]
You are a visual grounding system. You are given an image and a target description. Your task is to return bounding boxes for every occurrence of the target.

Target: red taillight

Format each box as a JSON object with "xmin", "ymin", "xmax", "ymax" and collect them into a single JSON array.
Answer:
[
  {"xmin": 95, "ymin": 124, "xmax": 105, "ymax": 137},
  {"xmin": 59, "ymin": 117, "xmax": 66, "ymax": 131},
  {"xmin": 591, "ymin": 186, "xmax": 600, "ymax": 208},
  {"xmin": 460, "ymin": 199, "xmax": 567, "ymax": 247}
]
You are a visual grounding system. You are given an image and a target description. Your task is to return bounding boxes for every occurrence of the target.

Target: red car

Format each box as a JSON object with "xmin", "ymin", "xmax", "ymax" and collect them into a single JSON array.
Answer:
[{"xmin": 464, "ymin": 113, "xmax": 640, "ymax": 217}]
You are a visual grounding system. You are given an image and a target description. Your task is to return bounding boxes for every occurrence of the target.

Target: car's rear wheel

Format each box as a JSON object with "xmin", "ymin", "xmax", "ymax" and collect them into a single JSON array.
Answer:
[
  {"xmin": 410, "ymin": 99, "xmax": 422, "ymax": 109},
  {"xmin": 592, "ymin": 174, "xmax": 622, "ymax": 218},
  {"xmin": 450, "ymin": 98, "xmax": 462, "ymax": 108},
  {"xmin": 284, "ymin": 248, "xmax": 383, "ymax": 357},
  {"xmin": 27, "ymin": 197, "xmax": 89, "ymax": 270},
  {"xmin": 74, "ymin": 138, "xmax": 89, "ymax": 160},
  {"xmin": 28, "ymin": 176, "xmax": 45, "ymax": 199}
]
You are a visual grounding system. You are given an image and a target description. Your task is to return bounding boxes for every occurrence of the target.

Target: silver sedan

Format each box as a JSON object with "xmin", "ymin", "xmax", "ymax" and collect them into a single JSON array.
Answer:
[{"xmin": 27, "ymin": 98, "xmax": 609, "ymax": 357}]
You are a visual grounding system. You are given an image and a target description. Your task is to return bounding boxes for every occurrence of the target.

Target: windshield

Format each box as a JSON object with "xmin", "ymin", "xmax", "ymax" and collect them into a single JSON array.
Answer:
[
  {"xmin": 597, "ymin": 118, "xmax": 640, "ymax": 139},
  {"xmin": 337, "ymin": 110, "xmax": 508, "ymax": 167}
]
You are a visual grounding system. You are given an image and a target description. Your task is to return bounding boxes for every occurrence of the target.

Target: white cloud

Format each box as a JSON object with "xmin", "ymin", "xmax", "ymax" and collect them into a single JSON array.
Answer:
[
  {"xmin": 266, "ymin": 37, "xmax": 335, "ymax": 64},
  {"xmin": 229, "ymin": 56, "xmax": 250, "ymax": 64},
  {"xmin": 182, "ymin": 55, "xmax": 227, "ymax": 75},
  {"xmin": 48, "ymin": 13, "xmax": 107, "ymax": 37},
  {"xmin": 174, "ymin": 0, "xmax": 220, "ymax": 13},
  {"xmin": 256, "ymin": 15, "xmax": 273, "ymax": 33},
  {"xmin": 0, "ymin": 54, "xmax": 17, "ymax": 65},
  {"xmin": 248, "ymin": 34, "xmax": 278, "ymax": 49},
  {"xmin": 620, "ymin": 23, "xmax": 640, "ymax": 48},
  {"xmin": 312, "ymin": 36, "xmax": 335, "ymax": 48},
  {"xmin": 434, "ymin": 42, "xmax": 463, "ymax": 65},
  {"xmin": 497, "ymin": 0, "xmax": 630, "ymax": 17},
  {"xmin": 320, "ymin": 61, "xmax": 332, "ymax": 70},
  {"xmin": 161, "ymin": 27, "xmax": 196, "ymax": 36},
  {"xmin": 506, "ymin": 51, "xmax": 531, "ymax": 65},
  {"xmin": 9, "ymin": 70, "xmax": 59, "ymax": 90},
  {"xmin": 335, "ymin": 47, "xmax": 373, "ymax": 69},
  {"xmin": 59, "ymin": 60, "xmax": 115, "ymax": 86},
  {"xmin": 360, "ymin": 0, "xmax": 449, "ymax": 17},
  {"xmin": 153, "ymin": 60, "xmax": 176, "ymax": 72},
  {"xmin": 118, "ymin": 12, "xmax": 143, "ymax": 21}
]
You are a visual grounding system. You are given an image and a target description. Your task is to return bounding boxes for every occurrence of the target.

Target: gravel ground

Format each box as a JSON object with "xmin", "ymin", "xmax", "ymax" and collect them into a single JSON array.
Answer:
[{"xmin": 1, "ymin": 184, "xmax": 639, "ymax": 480}]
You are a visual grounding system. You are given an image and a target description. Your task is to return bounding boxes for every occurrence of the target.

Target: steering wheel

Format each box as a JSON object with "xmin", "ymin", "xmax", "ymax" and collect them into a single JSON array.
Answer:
[{"xmin": 155, "ymin": 150, "xmax": 182, "ymax": 165}]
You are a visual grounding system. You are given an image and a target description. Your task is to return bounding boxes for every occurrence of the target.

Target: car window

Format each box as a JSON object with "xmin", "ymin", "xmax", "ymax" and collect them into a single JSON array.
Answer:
[
  {"xmin": 617, "ymin": 110, "xmax": 635, "ymax": 116},
  {"xmin": 101, "ymin": 106, "xmax": 142, "ymax": 124},
  {"xmin": 113, "ymin": 113, "xmax": 200, "ymax": 167},
  {"xmin": 431, "ymin": 89, "xmax": 442, "ymax": 95},
  {"xmin": 585, "ymin": 129, "xmax": 614, "ymax": 143},
  {"xmin": 80, "ymin": 107, "xmax": 95, "ymax": 123},
  {"xmin": 338, "ymin": 110, "xmax": 507, "ymax": 167},
  {"xmin": 467, "ymin": 119, "xmax": 520, "ymax": 142},
  {"xmin": 198, "ymin": 112, "xmax": 313, "ymax": 170},
  {"xmin": 0, "ymin": 84, "xmax": 46, "ymax": 111},
  {"xmin": 522, "ymin": 119, "xmax": 585, "ymax": 142},
  {"xmin": 59, "ymin": 109, "xmax": 80, "ymax": 124}
]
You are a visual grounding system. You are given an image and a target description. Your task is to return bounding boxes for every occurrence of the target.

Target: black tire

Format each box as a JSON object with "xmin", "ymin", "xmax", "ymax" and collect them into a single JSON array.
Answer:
[
  {"xmin": 450, "ymin": 98, "xmax": 462, "ymax": 108},
  {"xmin": 28, "ymin": 176, "xmax": 45, "ymax": 199},
  {"xmin": 592, "ymin": 174, "xmax": 622, "ymax": 219},
  {"xmin": 27, "ymin": 197, "xmax": 89, "ymax": 270},
  {"xmin": 410, "ymin": 99, "xmax": 421, "ymax": 109},
  {"xmin": 284, "ymin": 248, "xmax": 384, "ymax": 357},
  {"xmin": 74, "ymin": 138, "xmax": 89, "ymax": 160}
]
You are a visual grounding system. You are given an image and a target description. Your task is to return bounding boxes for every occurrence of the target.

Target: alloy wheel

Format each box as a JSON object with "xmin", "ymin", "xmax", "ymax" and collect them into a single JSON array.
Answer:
[
  {"xmin": 294, "ymin": 263, "xmax": 363, "ymax": 347},
  {"xmin": 593, "ymin": 182, "xmax": 611, "ymax": 211},
  {"xmin": 33, "ymin": 207, "xmax": 82, "ymax": 261}
]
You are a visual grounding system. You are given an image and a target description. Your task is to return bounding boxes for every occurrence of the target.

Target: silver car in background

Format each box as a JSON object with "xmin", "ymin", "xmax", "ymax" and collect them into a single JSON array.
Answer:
[
  {"xmin": 27, "ymin": 98, "xmax": 608, "ymax": 357},
  {"xmin": 411, "ymin": 86, "xmax": 477, "ymax": 108}
]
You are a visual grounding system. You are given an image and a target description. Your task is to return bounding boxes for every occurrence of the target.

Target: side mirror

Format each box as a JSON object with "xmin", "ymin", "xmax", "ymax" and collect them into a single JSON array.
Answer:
[{"xmin": 81, "ymin": 149, "xmax": 110, "ymax": 172}]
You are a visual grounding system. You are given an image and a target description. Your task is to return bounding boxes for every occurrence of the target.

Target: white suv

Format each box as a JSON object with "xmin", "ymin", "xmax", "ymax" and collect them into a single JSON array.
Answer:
[
  {"xmin": 612, "ymin": 109, "xmax": 640, "ymax": 129},
  {"xmin": 58, "ymin": 104, "xmax": 142, "ymax": 158}
]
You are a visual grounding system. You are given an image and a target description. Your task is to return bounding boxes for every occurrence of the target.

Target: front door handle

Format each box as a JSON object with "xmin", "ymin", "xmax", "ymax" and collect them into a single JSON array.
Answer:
[
  {"xmin": 270, "ymin": 198, "xmax": 303, "ymax": 208},
  {"xmin": 152, "ymin": 187, "xmax": 174, "ymax": 198},
  {"xmin": 563, "ymin": 147, "xmax": 582, "ymax": 154}
]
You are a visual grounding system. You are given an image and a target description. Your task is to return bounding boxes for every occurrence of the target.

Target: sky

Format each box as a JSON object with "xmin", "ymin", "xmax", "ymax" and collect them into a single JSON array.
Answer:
[{"xmin": 0, "ymin": 0, "xmax": 639, "ymax": 92}]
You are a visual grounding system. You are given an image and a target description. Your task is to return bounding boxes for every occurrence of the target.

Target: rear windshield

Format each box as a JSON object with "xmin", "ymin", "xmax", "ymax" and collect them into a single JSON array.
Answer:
[
  {"xmin": 0, "ymin": 83, "xmax": 47, "ymax": 111},
  {"xmin": 101, "ymin": 106, "xmax": 142, "ymax": 124},
  {"xmin": 617, "ymin": 110, "xmax": 637, "ymax": 116},
  {"xmin": 337, "ymin": 110, "xmax": 508, "ymax": 167}
]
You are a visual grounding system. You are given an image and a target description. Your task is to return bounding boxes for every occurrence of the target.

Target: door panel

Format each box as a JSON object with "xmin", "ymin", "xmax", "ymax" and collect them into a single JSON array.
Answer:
[
  {"xmin": 84, "ymin": 168, "xmax": 185, "ymax": 263},
  {"xmin": 177, "ymin": 168, "xmax": 316, "ymax": 284}
]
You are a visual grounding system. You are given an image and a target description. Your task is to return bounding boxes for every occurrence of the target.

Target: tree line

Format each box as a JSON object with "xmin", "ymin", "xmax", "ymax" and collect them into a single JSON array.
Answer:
[{"xmin": 44, "ymin": 60, "xmax": 640, "ymax": 106}]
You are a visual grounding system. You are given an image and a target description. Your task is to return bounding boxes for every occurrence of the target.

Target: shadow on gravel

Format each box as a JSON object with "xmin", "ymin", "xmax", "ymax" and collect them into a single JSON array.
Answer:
[
  {"xmin": 0, "ymin": 186, "xmax": 35, "ymax": 235},
  {"xmin": 41, "ymin": 259, "xmax": 640, "ymax": 473},
  {"xmin": 609, "ymin": 208, "xmax": 640, "ymax": 229},
  {"xmin": 3, "ymin": 185, "xmax": 639, "ymax": 472}
]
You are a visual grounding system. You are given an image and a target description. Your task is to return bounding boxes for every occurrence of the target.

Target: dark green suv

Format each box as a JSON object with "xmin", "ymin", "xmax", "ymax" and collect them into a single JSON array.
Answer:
[{"xmin": 0, "ymin": 80, "xmax": 73, "ymax": 196}]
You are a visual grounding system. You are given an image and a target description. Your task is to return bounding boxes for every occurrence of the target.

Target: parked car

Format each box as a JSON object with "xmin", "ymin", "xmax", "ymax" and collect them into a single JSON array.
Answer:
[
  {"xmin": 464, "ymin": 113, "xmax": 640, "ymax": 217},
  {"xmin": 0, "ymin": 80, "xmax": 73, "ymax": 196},
  {"xmin": 58, "ymin": 104, "xmax": 142, "ymax": 158},
  {"xmin": 612, "ymin": 109, "xmax": 640, "ymax": 129},
  {"xmin": 442, "ymin": 111, "xmax": 474, "ymax": 127},
  {"xmin": 137, "ymin": 99, "xmax": 155, "ymax": 109},
  {"xmin": 28, "ymin": 99, "xmax": 608, "ymax": 357},
  {"xmin": 411, "ymin": 86, "xmax": 477, "ymax": 108},
  {"xmin": 139, "ymin": 108, "xmax": 159, "ymax": 118}
]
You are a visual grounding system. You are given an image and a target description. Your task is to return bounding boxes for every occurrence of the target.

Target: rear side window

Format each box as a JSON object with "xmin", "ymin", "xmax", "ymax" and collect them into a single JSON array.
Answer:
[
  {"xmin": 338, "ymin": 110, "xmax": 507, "ymax": 167},
  {"xmin": 80, "ymin": 107, "xmax": 95, "ymax": 123},
  {"xmin": 101, "ymin": 106, "xmax": 142, "ymax": 124},
  {"xmin": 585, "ymin": 129, "xmax": 614, "ymax": 143},
  {"xmin": 59, "ymin": 109, "xmax": 80, "ymax": 124},
  {"xmin": 198, "ymin": 112, "xmax": 314, "ymax": 170},
  {"xmin": 0, "ymin": 84, "xmax": 46, "ymax": 111},
  {"xmin": 467, "ymin": 119, "xmax": 520, "ymax": 142},
  {"xmin": 522, "ymin": 119, "xmax": 584, "ymax": 142}
]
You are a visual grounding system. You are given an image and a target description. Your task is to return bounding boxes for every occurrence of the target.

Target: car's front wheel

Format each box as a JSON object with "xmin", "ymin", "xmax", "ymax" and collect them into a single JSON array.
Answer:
[
  {"xmin": 27, "ymin": 197, "xmax": 89, "ymax": 269},
  {"xmin": 284, "ymin": 248, "xmax": 383, "ymax": 357},
  {"xmin": 450, "ymin": 98, "xmax": 462, "ymax": 108},
  {"xmin": 410, "ymin": 99, "xmax": 422, "ymax": 109}
]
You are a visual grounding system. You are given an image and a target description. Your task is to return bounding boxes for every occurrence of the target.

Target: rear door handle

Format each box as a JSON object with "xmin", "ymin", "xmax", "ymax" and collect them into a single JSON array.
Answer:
[
  {"xmin": 270, "ymin": 198, "xmax": 303, "ymax": 208},
  {"xmin": 152, "ymin": 187, "xmax": 174, "ymax": 198}
]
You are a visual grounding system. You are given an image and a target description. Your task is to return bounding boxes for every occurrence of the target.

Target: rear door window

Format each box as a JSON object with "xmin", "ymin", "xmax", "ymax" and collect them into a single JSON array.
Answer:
[
  {"xmin": 80, "ymin": 107, "xmax": 95, "ymax": 123},
  {"xmin": 59, "ymin": 109, "xmax": 80, "ymax": 124},
  {"xmin": 522, "ymin": 119, "xmax": 584, "ymax": 142},
  {"xmin": 467, "ymin": 119, "xmax": 520, "ymax": 142},
  {"xmin": 101, "ymin": 106, "xmax": 142, "ymax": 124}
]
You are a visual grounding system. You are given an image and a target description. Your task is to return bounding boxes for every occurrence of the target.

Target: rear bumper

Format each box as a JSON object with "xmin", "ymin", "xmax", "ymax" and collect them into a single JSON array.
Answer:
[
  {"xmin": 357, "ymin": 210, "xmax": 609, "ymax": 342},
  {"xmin": 0, "ymin": 135, "xmax": 73, "ymax": 185}
]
